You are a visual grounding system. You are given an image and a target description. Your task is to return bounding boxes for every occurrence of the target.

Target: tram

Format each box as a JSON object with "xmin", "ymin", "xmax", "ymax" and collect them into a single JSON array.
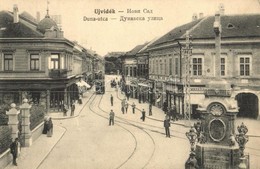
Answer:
[{"xmin": 95, "ymin": 79, "xmax": 105, "ymax": 94}]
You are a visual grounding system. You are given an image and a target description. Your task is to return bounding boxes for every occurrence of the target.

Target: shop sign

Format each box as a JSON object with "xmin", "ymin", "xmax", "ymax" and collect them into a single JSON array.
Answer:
[{"xmin": 190, "ymin": 87, "xmax": 205, "ymax": 93}]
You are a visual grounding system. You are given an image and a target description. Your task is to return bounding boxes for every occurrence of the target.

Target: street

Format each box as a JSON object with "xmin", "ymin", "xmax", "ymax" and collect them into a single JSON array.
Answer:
[
  {"xmin": 5, "ymin": 75, "xmax": 260, "ymax": 169},
  {"xmin": 36, "ymin": 75, "xmax": 191, "ymax": 169}
]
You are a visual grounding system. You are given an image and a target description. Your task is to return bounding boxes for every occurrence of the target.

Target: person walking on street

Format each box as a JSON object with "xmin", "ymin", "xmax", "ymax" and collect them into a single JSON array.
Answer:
[
  {"xmin": 10, "ymin": 138, "xmax": 20, "ymax": 166},
  {"xmin": 47, "ymin": 117, "xmax": 53, "ymax": 137},
  {"xmin": 132, "ymin": 102, "xmax": 136, "ymax": 114},
  {"xmin": 71, "ymin": 101, "xmax": 75, "ymax": 116},
  {"xmin": 149, "ymin": 104, "xmax": 152, "ymax": 116},
  {"xmin": 164, "ymin": 116, "xmax": 171, "ymax": 138},
  {"xmin": 121, "ymin": 99, "xmax": 125, "ymax": 114},
  {"xmin": 63, "ymin": 104, "xmax": 68, "ymax": 116},
  {"xmin": 109, "ymin": 110, "xmax": 115, "ymax": 126},
  {"xmin": 110, "ymin": 94, "xmax": 113, "ymax": 106},
  {"xmin": 141, "ymin": 109, "xmax": 146, "ymax": 121},
  {"xmin": 125, "ymin": 102, "xmax": 128, "ymax": 113}
]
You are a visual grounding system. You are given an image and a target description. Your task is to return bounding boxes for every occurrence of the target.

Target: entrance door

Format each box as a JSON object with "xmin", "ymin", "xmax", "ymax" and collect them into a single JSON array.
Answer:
[{"xmin": 236, "ymin": 93, "xmax": 258, "ymax": 119}]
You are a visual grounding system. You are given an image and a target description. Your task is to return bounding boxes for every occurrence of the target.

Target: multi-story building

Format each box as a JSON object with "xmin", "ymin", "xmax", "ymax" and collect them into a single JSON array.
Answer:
[
  {"xmin": 148, "ymin": 8, "xmax": 260, "ymax": 119},
  {"xmin": 121, "ymin": 43, "xmax": 149, "ymax": 100},
  {"xmin": 0, "ymin": 5, "xmax": 96, "ymax": 113}
]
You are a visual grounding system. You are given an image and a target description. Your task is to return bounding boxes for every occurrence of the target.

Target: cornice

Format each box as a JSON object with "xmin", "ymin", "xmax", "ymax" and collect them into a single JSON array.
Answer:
[{"xmin": 0, "ymin": 38, "xmax": 74, "ymax": 47}]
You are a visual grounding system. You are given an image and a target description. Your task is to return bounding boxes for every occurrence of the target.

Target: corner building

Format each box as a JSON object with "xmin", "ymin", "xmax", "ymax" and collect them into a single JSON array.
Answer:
[
  {"xmin": 0, "ymin": 6, "xmax": 91, "ymax": 113},
  {"xmin": 148, "ymin": 13, "xmax": 260, "ymax": 119}
]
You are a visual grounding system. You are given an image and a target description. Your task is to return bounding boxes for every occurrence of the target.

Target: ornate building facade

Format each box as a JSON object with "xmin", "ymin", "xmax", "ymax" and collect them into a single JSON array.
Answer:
[{"xmin": 0, "ymin": 5, "xmax": 98, "ymax": 113}]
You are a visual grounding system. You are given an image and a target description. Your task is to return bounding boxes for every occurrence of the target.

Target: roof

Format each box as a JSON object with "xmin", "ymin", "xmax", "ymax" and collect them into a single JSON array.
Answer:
[
  {"xmin": 37, "ymin": 15, "xmax": 58, "ymax": 34},
  {"xmin": 20, "ymin": 11, "xmax": 38, "ymax": 25},
  {"xmin": 125, "ymin": 42, "xmax": 149, "ymax": 56},
  {"xmin": 0, "ymin": 11, "xmax": 43, "ymax": 38},
  {"xmin": 150, "ymin": 19, "xmax": 203, "ymax": 47},
  {"xmin": 191, "ymin": 14, "xmax": 260, "ymax": 39},
  {"xmin": 149, "ymin": 14, "xmax": 260, "ymax": 48}
]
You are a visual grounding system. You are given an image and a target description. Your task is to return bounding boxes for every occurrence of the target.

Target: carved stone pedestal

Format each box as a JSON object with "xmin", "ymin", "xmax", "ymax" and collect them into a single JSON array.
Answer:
[{"xmin": 196, "ymin": 144, "xmax": 240, "ymax": 169}]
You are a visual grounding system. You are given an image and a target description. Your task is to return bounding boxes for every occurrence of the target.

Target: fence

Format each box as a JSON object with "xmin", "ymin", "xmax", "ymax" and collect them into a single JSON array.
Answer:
[
  {"xmin": 0, "ymin": 126, "xmax": 12, "ymax": 154},
  {"xmin": 30, "ymin": 105, "xmax": 45, "ymax": 130}
]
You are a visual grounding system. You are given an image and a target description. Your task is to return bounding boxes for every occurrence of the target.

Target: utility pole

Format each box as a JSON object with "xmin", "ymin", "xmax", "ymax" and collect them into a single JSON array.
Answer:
[{"xmin": 183, "ymin": 31, "xmax": 192, "ymax": 120}]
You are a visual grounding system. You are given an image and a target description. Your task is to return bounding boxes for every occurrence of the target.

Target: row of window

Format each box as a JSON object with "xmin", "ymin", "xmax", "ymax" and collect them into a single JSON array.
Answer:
[
  {"xmin": 150, "ymin": 55, "xmax": 251, "ymax": 77},
  {"xmin": 3, "ymin": 54, "xmax": 62, "ymax": 71},
  {"xmin": 125, "ymin": 64, "xmax": 148, "ymax": 77}
]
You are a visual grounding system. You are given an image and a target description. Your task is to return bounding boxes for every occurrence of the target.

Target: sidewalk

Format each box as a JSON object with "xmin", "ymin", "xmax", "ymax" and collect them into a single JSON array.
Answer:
[
  {"xmin": 4, "ymin": 125, "xmax": 66, "ymax": 169},
  {"xmin": 49, "ymin": 90, "xmax": 95, "ymax": 120},
  {"xmin": 4, "ymin": 88, "xmax": 192, "ymax": 169},
  {"xmin": 4, "ymin": 90, "xmax": 94, "ymax": 169}
]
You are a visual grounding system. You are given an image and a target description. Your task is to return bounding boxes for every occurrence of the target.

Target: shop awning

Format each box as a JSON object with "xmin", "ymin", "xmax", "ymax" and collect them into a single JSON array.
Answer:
[{"xmin": 76, "ymin": 80, "xmax": 91, "ymax": 93}]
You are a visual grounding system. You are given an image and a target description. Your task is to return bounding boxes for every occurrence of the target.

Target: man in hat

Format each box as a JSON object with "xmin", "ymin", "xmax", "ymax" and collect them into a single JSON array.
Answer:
[
  {"xmin": 10, "ymin": 138, "xmax": 20, "ymax": 166},
  {"xmin": 109, "ymin": 110, "xmax": 115, "ymax": 126},
  {"xmin": 132, "ymin": 102, "xmax": 136, "ymax": 114},
  {"xmin": 110, "ymin": 94, "xmax": 114, "ymax": 106},
  {"xmin": 141, "ymin": 109, "xmax": 146, "ymax": 121},
  {"xmin": 164, "ymin": 116, "xmax": 171, "ymax": 138}
]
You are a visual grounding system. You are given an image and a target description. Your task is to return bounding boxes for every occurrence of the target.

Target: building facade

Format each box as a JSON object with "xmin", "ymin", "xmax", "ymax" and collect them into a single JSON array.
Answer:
[
  {"xmin": 0, "ymin": 5, "xmax": 98, "ymax": 113},
  {"xmin": 148, "ymin": 11, "xmax": 260, "ymax": 119}
]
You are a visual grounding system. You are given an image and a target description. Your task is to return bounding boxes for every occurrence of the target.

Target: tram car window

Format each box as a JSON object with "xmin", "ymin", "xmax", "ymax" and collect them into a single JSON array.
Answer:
[{"xmin": 95, "ymin": 80, "xmax": 105, "ymax": 94}]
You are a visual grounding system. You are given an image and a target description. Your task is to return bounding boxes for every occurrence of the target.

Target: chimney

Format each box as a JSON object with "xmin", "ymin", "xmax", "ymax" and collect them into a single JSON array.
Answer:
[
  {"xmin": 36, "ymin": 12, "xmax": 40, "ymax": 22},
  {"xmin": 213, "ymin": 11, "xmax": 221, "ymax": 78},
  {"xmin": 219, "ymin": 3, "xmax": 225, "ymax": 15},
  {"xmin": 192, "ymin": 13, "xmax": 198, "ymax": 21},
  {"xmin": 13, "ymin": 4, "xmax": 19, "ymax": 23},
  {"xmin": 199, "ymin": 13, "xmax": 204, "ymax": 19}
]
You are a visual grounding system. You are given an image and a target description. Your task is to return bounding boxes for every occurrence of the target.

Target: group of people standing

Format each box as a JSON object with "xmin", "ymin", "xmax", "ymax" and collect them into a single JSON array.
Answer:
[
  {"xmin": 110, "ymin": 89, "xmax": 172, "ymax": 138},
  {"xmin": 163, "ymin": 101, "xmax": 179, "ymax": 121},
  {"xmin": 63, "ymin": 101, "xmax": 76, "ymax": 116}
]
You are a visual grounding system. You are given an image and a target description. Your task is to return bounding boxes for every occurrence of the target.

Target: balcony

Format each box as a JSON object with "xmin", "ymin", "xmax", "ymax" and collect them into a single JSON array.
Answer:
[
  {"xmin": 205, "ymin": 89, "xmax": 231, "ymax": 97},
  {"xmin": 49, "ymin": 69, "xmax": 69, "ymax": 78}
]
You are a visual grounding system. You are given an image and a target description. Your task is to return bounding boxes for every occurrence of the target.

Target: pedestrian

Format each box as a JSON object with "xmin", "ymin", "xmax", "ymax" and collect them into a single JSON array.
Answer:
[
  {"xmin": 126, "ymin": 91, "xmax": 130, "ymax": 100},
  {"xmin": 109, "ymin": 109, "xmax": 115, "ymax": 126},
  {"xmin": 47, "ymin": 117, "xmax": 53, "ymax": 137},
  {"xmin": 121, "ymin": 99, "xmax": 125, "ymax": 114},
  {"xmin": 164, "ymin": 116, "xmax": 171, "ymax": 138},
  {"xmin": 42, "ymin": 117, "xmax": 49, "ymax": 134},
  {"xmin": 163, "ymin": 101, "xmax": 168, "ymax": 114},
  {"xmin": 71, "ymin": 101, "xmax": 75, "ymax": 116},
  {"xmin": 149, "ymin": 104, "xmax": 152, "ymax": 116},
  {"xmin": 10, "ymin": 138, "xmax": 20, "ymax": 166},
  {"xmin": 125, "ymin": 102, "xmax": 128, "ymax": 113},
  {"xmin": 63, "ymin": 104, "xmax": 68, "ymax": 116},
  {"xmin": 140, "ymin": 109, "xmax": 146, "ymax": 121},
  {"xmin": 172, "ymin": 105, "xmax": 177, "ymax": 121},
  {"xmin": 132, "ymin": 102, "xmax": 136, "ymax": 114},
  {"xmin": 78, "ymin": 95, "xmax": 82, "ymax": 104},
  {"xmin": 110, "ymin": 94, "xmax": 114, "ymax": 106},
  {"xmin": 167, "ymin": 107, "xmax": 172, "ymax": 120}
]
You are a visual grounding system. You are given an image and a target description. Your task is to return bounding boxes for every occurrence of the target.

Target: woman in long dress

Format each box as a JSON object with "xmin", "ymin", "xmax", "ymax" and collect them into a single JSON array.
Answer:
[{"xmin": 47, "ymin": 118, "xmax": 53, "ymax": 137}]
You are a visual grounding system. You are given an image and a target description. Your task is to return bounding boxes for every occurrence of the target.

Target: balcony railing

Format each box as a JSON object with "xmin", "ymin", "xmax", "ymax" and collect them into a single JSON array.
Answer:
[
  {"xmin": 49, "ymin": 69, "xmax": 69, "ymax": 78},
  {"xmin": 205, "ymin": 89, "xmax": 231, "ymax": 97}
]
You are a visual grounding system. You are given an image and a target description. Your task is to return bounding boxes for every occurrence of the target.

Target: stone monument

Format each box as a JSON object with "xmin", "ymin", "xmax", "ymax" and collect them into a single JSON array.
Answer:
[{"xmin": 186, "ymin": 80, "xmax": 249, "ymax": 169}]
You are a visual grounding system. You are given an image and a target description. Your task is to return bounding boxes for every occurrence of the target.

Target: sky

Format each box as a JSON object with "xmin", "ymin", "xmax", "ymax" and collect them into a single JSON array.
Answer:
[{"xmin": 1, "ymin": 0, "xmax": 260, "ymax": 56}]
